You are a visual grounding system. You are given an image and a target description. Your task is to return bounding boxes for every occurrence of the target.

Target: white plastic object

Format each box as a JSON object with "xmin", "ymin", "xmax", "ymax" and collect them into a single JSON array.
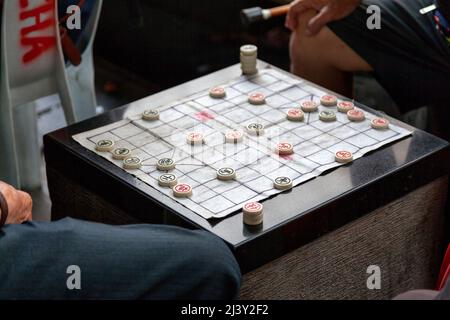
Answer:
[{"xmin": 0, "ymin": 0, "xmax": 103, "ymax": 188}]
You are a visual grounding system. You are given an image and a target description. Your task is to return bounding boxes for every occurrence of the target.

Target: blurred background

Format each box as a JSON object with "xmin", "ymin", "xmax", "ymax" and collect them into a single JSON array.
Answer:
[
  {"xmin": 92, "ymin": 0, "xmax": 404, "ymax": 121},
  {"xmin": 94, "ymin": 0, "xmax": 292, "ymax": 107}
]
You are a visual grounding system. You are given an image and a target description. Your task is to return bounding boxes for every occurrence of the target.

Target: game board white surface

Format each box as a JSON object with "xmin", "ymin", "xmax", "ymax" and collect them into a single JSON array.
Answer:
[{"xmin": 73, "ymin": 67, "xmax": 412, "ymax": 219}]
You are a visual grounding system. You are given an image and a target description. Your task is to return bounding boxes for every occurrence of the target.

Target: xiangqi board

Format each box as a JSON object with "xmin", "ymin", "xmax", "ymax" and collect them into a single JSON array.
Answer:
[{"xmin": 72, "ymin": 67, "xmax": 411, "ymax": 219}]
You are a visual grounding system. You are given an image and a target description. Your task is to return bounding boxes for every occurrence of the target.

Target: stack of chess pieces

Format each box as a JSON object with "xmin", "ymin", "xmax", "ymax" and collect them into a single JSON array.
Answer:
[{"xmin": 240, "ymin": 44, "xmax": 258, "ymax": 75}]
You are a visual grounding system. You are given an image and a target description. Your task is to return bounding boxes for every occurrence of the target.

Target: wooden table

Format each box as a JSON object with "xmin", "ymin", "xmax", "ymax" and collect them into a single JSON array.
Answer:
[{"xmin": 44, "ymin": 62, "xmax": 450, "ymax": 299}]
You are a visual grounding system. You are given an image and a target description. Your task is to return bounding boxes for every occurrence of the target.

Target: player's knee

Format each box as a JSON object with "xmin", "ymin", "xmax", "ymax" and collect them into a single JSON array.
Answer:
[
  {"xmin": 188, "ymin": 231, "xmax": 242, "ymax": 299},
  {"xmin": 289, "ymin": 34, "xmax": 304, "ymax": 75},
  {"xmin": 289, "ymin": 10, "xmax": 320, "ymax": 74}
]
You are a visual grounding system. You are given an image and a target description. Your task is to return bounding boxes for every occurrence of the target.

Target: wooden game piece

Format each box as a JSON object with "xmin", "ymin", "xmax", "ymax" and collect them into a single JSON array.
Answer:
[
  {"xmin": 157, "ymin": 158, "xmax": 176, "ymax": 171},
  {"xmin": 320, "ymin": 95, "xmax": 338, "ymax": 106},
  {"xmin": 241, "ymin": 53, "xmax": 258, "ymax": 65},
  {"xmin": 335, "ymin": 151, "xmax": 353, "ymax": 163},
  {"xmin": 158, "ymin": 173, "xmax": 178, "ymax": 187},
  {"xmin": 142, "ymin": 109, "xmax": 160, "ymax": 121},
  {"xmin": 240, "ymin": 45, "xmax": 258, "ymax": 75},
  {"xmin": 276, "ymin": 142, "xmax": 294, "ymax": 155},
  {"xmin": 248, "ymin": 92, "xmax": 266, "ymax": 105},
  {"xmin": 209, "ymin": 86, "xmax": 226, "ymax": 98},
  {"xmin": 240, "ymin": 53, "xmax": 258, "ymax": 70},
  {"xmin": 243, "ymin": 202, "xmax": 264, "ymax": 225},
  {"xmin": 95, "ymin": 139, "xmax": 115, "ymax": 152},
  {"xmin": 242, "ymin": 68, "xmax": 258, "ymax": 75},
  {"xmin": 123, "ymin": 156, "xmax": 142, "ymax": 170},
  {"xmin": 240, "ymin": 44, "xmax": 258, "ymax": 56},
  {"xmin": 347, "ymin": 109, "xmax": 366, "ymax": 122},
  {"xmin": 173, "ymin": 183, "xmax": 193, "ymax": 198},
  {"xmin": 371, "ymin": 118, "xmax": 390, "ymax": 130},
  {"xmin": 300, "ymin": 101, "xmax": 318, "ymax": 112},
  {"xmin": 112, "ymin": 147, "xmax": 131, "ymax": 160},
  {"xmin": 319, "ymin": 110, "xmax": 337, "ymax": 122},
  {"xmin": 246, "ymin": 123, "xmax": 264, "ymax": 135},
  {"xmin": 217, "ymin": 167, "xmax": 236, "ymax": 181},
  {"xmin": 241, "ymin": 54, "xmax": 257, "ymax": 65},
  {"xmin": 337, "ymin": 101, "xmax": 354, "ymax": 113},
  {"xmin": 274, "ymin": 176, "xmax": 293, "ymax": 190},
  {"xmin": 241, "ymin": 63, "xmax": 258, "ymax": 75},
  {"xmin": 286, "ymin": 108, "xmax": 304, "ymax": 121},
  {"xmin": 240, "ymin": 53, "xmax": 257, "ymax": 64},
  {"xmin": 225, "ymin": 130, "xmax": 244, "ymax": 143},
  {"xmin": 186, "ymin": 132, "xmax": 204, "ymax": 145}
]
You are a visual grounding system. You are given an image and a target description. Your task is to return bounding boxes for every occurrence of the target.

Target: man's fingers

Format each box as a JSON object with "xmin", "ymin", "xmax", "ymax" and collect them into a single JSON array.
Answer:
[
  {"xmin": 307, "ymin": 5, "xmax": 334, "ymax": 35},
  {"xmin": 285, "ymin": 9, "xmax": 294, "ymax": 30},
  {"xmin": 285, "ymin": 0, "xmax": 310, "ymax": 31},
  {"xmin": 24, "ymin": 210, "xmax": 33, "ymax": 222},
  {"xmin": 0, "ymin": 182, "xmax": 33, "ymax": 224},
  {"xmin": 18, "ymin": 191, "xmax": 33, "ymax": 222},
  {"xmin": 289, "ymin": 0, "xmax": 309, "ymax": 15},
  {"xmin": 0, "ymin": 182, "xmax": 14, "ymax": 199}
]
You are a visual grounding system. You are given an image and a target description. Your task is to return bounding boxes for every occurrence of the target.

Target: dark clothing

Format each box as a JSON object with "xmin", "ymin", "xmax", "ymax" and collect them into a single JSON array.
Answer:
[
  {"xmin": 438, "ymin": 0, "xmax": 450, "ymax": 20},
  {"xmin": 0, "ymin": 218, "xmax": 241, "ymax": 299},
  {"xmin": 328, "ymin": 0, "xmax": 450, "ymax": 112}
]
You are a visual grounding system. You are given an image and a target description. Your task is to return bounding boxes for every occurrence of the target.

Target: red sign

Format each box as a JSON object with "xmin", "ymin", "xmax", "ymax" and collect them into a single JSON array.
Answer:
[{"xmin": 19, "ymin": 0, "xmax": 57, "ymax": 64}]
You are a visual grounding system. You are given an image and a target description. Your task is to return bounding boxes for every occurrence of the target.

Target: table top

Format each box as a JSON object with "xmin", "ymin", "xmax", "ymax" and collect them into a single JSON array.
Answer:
[{"xmin": 44, "ymin": 61, "xmax": 450, "ymax": 272}]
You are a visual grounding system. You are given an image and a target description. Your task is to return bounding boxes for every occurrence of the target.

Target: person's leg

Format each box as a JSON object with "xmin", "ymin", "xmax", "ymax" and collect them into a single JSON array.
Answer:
[
  {"xmin": 289, "ymin": 9, "xmax": 373, "ymax": 98},
  {"xmin": 0, "ymin": 218, "xmax": 241, "ymax": 299},
  {"xmin": 291, "ymin": 0, "xmax": 450, "ymax": 112}
]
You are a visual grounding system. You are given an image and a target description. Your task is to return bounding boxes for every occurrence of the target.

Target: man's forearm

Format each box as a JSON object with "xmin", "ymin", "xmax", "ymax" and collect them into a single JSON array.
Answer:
[{"xmin": 0, "ymin": 191, "xmax": 9, "ymax": 228}]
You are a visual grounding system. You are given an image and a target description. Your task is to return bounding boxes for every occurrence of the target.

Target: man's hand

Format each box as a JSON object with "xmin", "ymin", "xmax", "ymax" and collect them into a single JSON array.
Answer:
[
  {"xmin": 285, "ymin": 0, "xmax": 360, "ymax": 36},
  {"xmin": 0, "ymin": 182, "xmax": 33, "ymax": 225}
]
